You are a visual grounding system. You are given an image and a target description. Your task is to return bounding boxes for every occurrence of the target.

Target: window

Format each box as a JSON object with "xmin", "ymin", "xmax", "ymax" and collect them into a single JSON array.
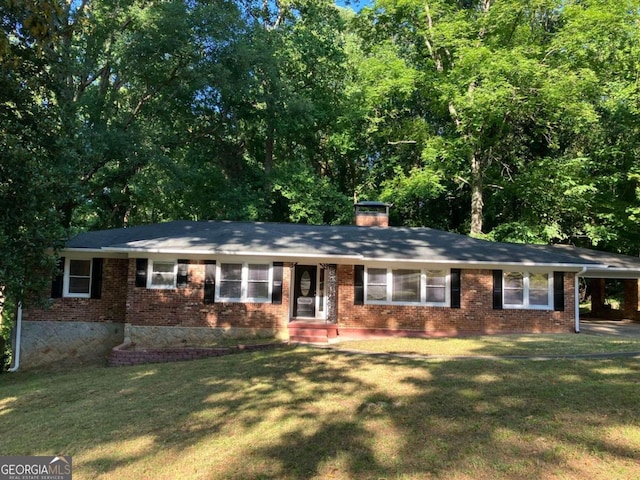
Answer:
[
  {"xmin": 148, "ymin": 260, "xmax": 177, "ymax": 289},
  {"xmin": 318, "ymin": 267, "xmax": 326, "ymax": 313},
  {"xmin": 529, "ymin": 273, "xmax": 550, "ymax": 306},
  {"xmin": 220, "ymin": 263, "xmax": 242, "ymax": 298},
  {"xmin": 503, "ymin": 272, "xmax": 551, "ymax": 309},
  {"xmin": 247, "ymin": 264, "xmax": 269, "ymax": 299},
  {"xmin": 65, "ymin": 259, "xmax": 92, "ymax": 297},
  {"xmin": 503, "ymin": 272, "xmax": 524, "ymax": 305},
  {"xmin": 392, "ymin": 269, "xmax": 420, "ymax": 302},
  {"xmin": 425, "ymin": 270, "xmax": 447, "ymax": 303},
  {"xmin": 366, "ymin": 268, "xmax": 387, "ymax": 301},
  {"xmin": 217, "ymin": 262, "xmax": 271, "ymax": 302},
  {"xmin": 365, "ymin": 267, "xmax": 449, "ymax": 306}
]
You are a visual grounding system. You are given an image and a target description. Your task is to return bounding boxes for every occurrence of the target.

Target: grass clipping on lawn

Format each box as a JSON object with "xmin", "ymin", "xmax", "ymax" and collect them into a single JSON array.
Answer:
[{"xmin": 1, "ymin": 345, "xmax": 640, "ymax": 479}]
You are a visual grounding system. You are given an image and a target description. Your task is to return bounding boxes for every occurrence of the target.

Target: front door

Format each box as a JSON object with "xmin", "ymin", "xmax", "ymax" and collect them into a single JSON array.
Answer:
[{"xmin": 293, "ymin": 265, "xmax": 317, "ymax": 318}]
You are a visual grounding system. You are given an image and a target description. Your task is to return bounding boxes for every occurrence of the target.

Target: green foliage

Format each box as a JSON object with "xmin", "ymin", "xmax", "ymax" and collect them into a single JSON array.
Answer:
[
  {"xmin": 4, "ymin": 0, "xmax": 640, "ymax": 285},
  {"xmin": 1, "ymin": 1, "xmax": 66, "ymax": 307},
  {"xmin": 380, "ymin": 166, "xmax": 444, "ymax": 227},
  {"xmin": 347, "ymin": 0, "xmax": 640, "ymax": 250}
]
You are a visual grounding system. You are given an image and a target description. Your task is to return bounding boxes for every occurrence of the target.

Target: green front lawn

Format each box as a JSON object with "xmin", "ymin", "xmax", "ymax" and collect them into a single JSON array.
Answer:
[
  {"xmin": 1, "ymin": 345, "xmax": 640, "ymax": 479},
  {"xmin": 335, "ymin": 333, "xmax": 640, "ymax": 357}
]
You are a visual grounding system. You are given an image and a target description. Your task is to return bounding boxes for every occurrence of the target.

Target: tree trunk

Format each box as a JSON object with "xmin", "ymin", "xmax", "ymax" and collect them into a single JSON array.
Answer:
[
  {"xmin": 265, "ymin": 133, "xmax": 274, "ymax": 176},
  {"xmin": 0, "ymin": 285, "xmax": 5, "ymax": 325},
  {"xmin": 470, "ymin": 151, "xmax": 484, "ymax": 235}
]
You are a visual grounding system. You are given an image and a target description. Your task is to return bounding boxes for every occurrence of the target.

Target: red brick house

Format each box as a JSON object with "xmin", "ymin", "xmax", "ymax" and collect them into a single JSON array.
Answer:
[{"xmin": 15, "ymin": 203, "xmax": 640, "ymax": 369}]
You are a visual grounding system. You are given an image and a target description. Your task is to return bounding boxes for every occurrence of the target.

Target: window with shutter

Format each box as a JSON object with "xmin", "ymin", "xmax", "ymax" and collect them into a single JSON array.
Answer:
[
  {"xmin": 502, "ymin": 271, "xmax": 552, "ymax": 310},
  {"xmin": 148, "ymin": 260, "xmax": 177, "ymax": 289},
  {"xmin": 64, "ymin": 259, "xmax": 92, "ymax": 298},
  {"xmin": 216, "ymin": 262, "xmax": 272, "ymax": 303},
  {"xmin": 363, "ymin": 266, "xmax": 450, "ymax": 306}
]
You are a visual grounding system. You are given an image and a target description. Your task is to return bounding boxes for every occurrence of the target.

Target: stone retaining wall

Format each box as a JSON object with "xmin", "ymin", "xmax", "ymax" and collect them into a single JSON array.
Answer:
[
  {"xmin": 108, "ymin": 342, "xmax": 288, "ymax": 367},
  {"xmin": 124, "ymin": 324, "xmax": 287, "ymax": 348},
  {"xmin": 20, "ymin": 320, "xmax": 124, "ymax": 369}
]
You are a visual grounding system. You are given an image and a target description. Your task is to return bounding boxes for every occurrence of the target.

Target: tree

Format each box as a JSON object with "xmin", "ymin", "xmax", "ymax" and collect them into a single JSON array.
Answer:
[
  {"xmin": 350, "ymin": 0, "xmax": 640, "ymax": 250},
  {"xmin": 1, "ymin": 0, "xmax": 67, "ymax": 314}
]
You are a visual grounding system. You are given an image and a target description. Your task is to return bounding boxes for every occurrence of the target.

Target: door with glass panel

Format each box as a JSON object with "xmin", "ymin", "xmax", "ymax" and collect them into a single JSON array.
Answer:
[{"xmin": 293, "ymin": 265, "xmax": 317, "ymax": 318}]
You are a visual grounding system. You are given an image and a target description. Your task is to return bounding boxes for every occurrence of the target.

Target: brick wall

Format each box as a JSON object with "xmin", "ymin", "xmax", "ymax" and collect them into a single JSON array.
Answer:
[
  {"xmin": 23, "ymin": 258, "xmax": 128, "ymax": 323},
  {"xmin": 125, "ymin": 260, "xmax": 291, "ymax": 332},
  {"xmin": 337, "ymin": 266, "xmax": 575, "ymax": 335},
  {"xmin": 25, "ymin": 258, "xmax": 575, "ymax": 337},
  {"xmin": 355, "ymin": 213, "xmax": 389, "ymax": 227}
]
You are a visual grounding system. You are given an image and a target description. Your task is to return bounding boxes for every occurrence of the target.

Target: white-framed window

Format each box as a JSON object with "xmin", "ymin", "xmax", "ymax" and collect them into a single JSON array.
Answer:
[
  {"xmin": 64, "ymin": 258, "xmax": 92, "ymax": 298},
  {"xmin": 503, "ymin": 271, "xmax": 552, "ymax": 309},
  {"xmin": 365, "ymin": 267, "xmax": 449, "ymax": 306},
  {"xmin": 147, "ymin": 260, "xmax": 177, "ymax": 289},
  {"xmin": 392, "ymin": 269, "xmax": 421, "ymax": 302},
  {"xmin": 425, "ymin": 270, "xmax": 447, "ymax": 303},
  {"xmin": 217, "ymin": 262, "xmax": 272, "ymax": 302},
  {"xmin": 366, "ymin": 268, "xmax": 388, "ymax": 302}
]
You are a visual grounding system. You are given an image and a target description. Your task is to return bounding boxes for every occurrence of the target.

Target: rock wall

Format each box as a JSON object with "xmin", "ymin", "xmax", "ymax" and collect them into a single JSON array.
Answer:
[
  {"xmin": 108, "ymin": 342, "xmax": 287, "ymax": 367},
  {"xmin": 124, "ymin": 324, "xmax": 285, "ymax": 348},
  {"xmin": 20, "ymin": 321, "xmax": 124, "ymax": 369}
]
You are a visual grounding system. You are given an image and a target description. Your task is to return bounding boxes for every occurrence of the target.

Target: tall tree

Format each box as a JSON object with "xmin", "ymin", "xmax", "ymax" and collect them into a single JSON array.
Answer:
[
  {"xmin": 351, "ymin": 0, "xmax": 640, "ymax": 249},
  {"xmin": 1, "ymin": 0, "xmax": 67, "ymax": 312}
]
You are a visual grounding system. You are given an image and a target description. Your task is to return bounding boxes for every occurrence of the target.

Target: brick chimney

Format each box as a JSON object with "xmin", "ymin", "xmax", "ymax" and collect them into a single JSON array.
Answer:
[{"xmin": 354, "ymin": 201, "xmax": 390, "ymax": 227}]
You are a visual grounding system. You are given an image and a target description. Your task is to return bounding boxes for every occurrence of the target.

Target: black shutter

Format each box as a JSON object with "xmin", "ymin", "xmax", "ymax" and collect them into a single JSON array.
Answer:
[
  {"xmin": 90, "ymin": 258, "xmax": 104, "ymax": 299},
  {"xmin": 493, "ymin": 270, "xmax": 503, "ymax": 310},
  {"xmin": 554, "ymin": 271, "xmax": 565, "ymax": 311},
  {"xmin": 50, "ymin": 256, "xmax": 65, "ymax": 298},
  {"xmin": 354, "ymin": 265, "xmax": 364, "ymax": 305},
  {"xmin": 272, "ymin": 262, "xmax": 283, "ymax": 304},
  {"xmin": 177, "ymin": 259, "xmax": 190, "ymax": 288},
  {"xmin": 135, "ymin": 259, "xmax": 148, "ymax": 287},
  {"xmin": 450, "ymin": 268, "xmax": 461, "ymax": 309},
  {"xmin": 203, "ymin": 260, "xmax": 216, "ymax": 304}
]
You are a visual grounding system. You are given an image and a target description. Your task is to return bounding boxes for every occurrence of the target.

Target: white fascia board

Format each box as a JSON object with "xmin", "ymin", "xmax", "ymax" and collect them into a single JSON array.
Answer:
[
  {"xmin": 361, "ymin": 257, "xmax": 595, "ymax": 271},
  {"xmin": 61, "ymin": 248, "xmax": 127, "ymax": 258},
  {"xmin": 101, "ymin": 247, "xmax": 362, "ymax": 261},
  {"xmin": 579, "ymin": 268, "xmax": 640, "ymax": 279},
  {"xmin": 99, "ymin": 247, "xmax": 605, "ymax": 270}
]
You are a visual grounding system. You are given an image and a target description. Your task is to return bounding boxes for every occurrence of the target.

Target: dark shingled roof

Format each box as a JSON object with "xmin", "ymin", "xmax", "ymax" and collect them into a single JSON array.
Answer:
[{"xmin": 62, "ymin": 220, "xmax": 638, "ymax": 269}]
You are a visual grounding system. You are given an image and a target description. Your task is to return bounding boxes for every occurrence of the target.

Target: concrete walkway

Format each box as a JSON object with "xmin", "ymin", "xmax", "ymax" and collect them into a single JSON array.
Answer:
[{"xmin": 580, "ymin": 319, "xmax": 640, "ymax": 338}]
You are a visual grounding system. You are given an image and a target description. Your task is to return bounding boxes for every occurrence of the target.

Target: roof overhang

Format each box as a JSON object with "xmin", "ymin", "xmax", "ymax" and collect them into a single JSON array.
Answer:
[
  {"xmin": 63, "ymin": 246, "xmax": 604, "ymax": 271},
  {"xmin": 578, "ymin": 268, "xmax": 640, "ymax": 279},
  {"xmin": 360, "ymin": 257, "xmax": 593, "ymax": 271},
  {"xmin": 100, "ymin": 246, "xmax": 363, "ymax": 263},
  {"xmin": 61, "ymin": 248, "xmax": 128, "ymax": 258}
]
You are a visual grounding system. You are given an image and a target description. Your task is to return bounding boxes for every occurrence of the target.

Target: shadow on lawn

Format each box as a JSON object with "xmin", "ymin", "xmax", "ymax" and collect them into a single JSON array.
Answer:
[{"xmin": 2, "ymin": 347, "xmax": 640, "ymax": 479}]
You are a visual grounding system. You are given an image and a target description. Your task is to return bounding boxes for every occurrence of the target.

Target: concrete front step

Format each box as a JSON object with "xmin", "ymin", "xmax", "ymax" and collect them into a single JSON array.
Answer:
[
  {"xmin": 288, "ymin": 322, "xmax": 338, "ymax": 342},
  {"xmin": 288, "ymin": 328, "xmax": 332, "ymax": 337},
  {"xmin": 290, "ymin": 335, "xmax": 330, "ymax": 344}
]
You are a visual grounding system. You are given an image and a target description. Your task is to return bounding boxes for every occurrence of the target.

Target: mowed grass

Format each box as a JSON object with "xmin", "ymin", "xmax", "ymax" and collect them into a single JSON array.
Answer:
[
  {"xmin": 335, "ymin": 333, "xmax": 640, "ymax": 357},
  {"xmin": 1, "ymin": 346, "xmax": 640, "ymax": 479}
]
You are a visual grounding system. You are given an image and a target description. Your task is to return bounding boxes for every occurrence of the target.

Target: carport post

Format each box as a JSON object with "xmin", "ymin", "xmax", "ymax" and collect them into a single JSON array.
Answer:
[
  {"xmin": 623, "ymin": 279, "xmax": 639, "ymax": 321},
  {"xmin": 576, "ymin": 268, "xmax": 587, "ymax": 333}
]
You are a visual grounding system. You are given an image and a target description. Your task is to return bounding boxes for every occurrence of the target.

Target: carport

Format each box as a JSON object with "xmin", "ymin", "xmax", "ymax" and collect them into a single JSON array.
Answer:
[{"xmin": 553, "ymin": 245, "xmax": 640, "ymax": 324}]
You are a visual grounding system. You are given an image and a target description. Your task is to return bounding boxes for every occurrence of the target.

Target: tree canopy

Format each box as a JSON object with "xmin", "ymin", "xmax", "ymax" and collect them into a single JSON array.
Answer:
[{"xmin": 2, "ymin": 0, "xmax": 640, "ymax": 308}]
